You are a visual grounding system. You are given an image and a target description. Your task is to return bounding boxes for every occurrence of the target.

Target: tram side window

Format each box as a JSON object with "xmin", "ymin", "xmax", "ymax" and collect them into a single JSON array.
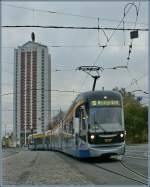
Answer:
[
  {"xmin": 80, "ymin": 109, "xmax": 86, "ymax": 130},
  {"xmin": 69, "ymin": 119, "xmax": 74, "ymax": 134},
  {"xmin": 63, "ymin": 124, "xmax": 67, "ymax": 132},
  {"xmin": 75, "ymin": 107, "xmax": 80, "ymax": 118},
  {"xmin": 65, "ymin": 123, "xmax": 72, "ymax": 134},
  {"xmin": 66, "ymin": 124, "xmax": 70, "ymax": 133}
]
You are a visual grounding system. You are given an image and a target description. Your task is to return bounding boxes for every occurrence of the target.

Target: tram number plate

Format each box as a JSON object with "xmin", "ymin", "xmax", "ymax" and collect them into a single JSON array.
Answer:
[{"xmin": 105, "ymin": 139, "xmax": 112, "ymax": 143}]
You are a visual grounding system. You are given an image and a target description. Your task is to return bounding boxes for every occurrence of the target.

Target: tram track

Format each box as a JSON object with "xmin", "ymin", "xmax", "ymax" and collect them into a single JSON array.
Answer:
[
  {"xmin": 92, "ymin": 162, "xmax": 147, "ymax": 185},
  {"xmin": 119, "ymin": 160, "xmax": 147, "ymax": 179},
  {"xmin": 56, "ymin": 151, "xmax": 147, "ymax": 185}
]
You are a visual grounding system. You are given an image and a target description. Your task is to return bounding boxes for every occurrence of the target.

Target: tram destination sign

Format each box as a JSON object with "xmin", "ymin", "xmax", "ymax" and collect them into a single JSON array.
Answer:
[{"xmin": 90, "ymin": 100, "xmax": 121, "ymax": 106}]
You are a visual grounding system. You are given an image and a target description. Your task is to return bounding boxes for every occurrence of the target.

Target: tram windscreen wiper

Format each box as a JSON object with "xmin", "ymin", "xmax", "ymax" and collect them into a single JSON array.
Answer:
[
  {"xmin": 94, "ymin": 113, "xmax": 107, "ymax": 133},
  {"xmin": 99, "ymin": 123, "xmax": 107, "ymax": 133}
]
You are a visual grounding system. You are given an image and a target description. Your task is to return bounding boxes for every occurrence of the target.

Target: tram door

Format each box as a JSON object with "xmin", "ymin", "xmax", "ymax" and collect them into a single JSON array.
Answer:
[
  {"xmin": 74, "ymin": 116, "xmax": 79, "ymax": 147},
  {"xmin": 80, "ymin": 106, "xmax": 89, "ymax": 144},
  {"xmin": 75, "ymin": 105, "xmax": 88, "ymax": 144}
]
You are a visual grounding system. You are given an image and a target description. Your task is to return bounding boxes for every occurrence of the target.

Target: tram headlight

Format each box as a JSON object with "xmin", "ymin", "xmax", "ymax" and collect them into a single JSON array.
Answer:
[
  {"xmin": 120, "ymin": 133, "xmax": 124, "ymax": 138},
  {"xmin": 90, "ymin": 134, "xmax": 95, "ymax": 140}
]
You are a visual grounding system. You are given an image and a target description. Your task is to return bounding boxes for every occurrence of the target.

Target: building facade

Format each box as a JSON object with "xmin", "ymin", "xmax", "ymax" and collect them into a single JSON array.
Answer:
[{"xmin": 13, "ymin": 41, "xmax": 51, "ymax": 146}]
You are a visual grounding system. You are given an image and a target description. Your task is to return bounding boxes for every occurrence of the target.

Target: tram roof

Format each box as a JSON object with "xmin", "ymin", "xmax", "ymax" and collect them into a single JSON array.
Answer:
[
  {"xmin": 74, "ymin": 90, "xmax": 122, "ymax": 103},
  {"xmin": 32, "ymin": 133, "xmax": 47, "ymax": 139},
  {"xmin": 64, "ymin": 90, "xmax": 122, "ymax": 120}
]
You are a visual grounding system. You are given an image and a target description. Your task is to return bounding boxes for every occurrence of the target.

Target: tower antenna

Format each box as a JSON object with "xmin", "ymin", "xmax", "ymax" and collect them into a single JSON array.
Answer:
[{"xmin": 31, "ymin": 32, "xmax": 35, "ymax": 42}]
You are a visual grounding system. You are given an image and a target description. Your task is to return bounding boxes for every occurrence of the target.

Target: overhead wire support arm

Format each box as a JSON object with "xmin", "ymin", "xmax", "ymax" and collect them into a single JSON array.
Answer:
[
  {"xmin": 123, "ymin": 2, "xmax": 140, "ymax": 65},
  {"xmin": 123, "ymin": 2, "xmax": 139, "ymax": 41}
]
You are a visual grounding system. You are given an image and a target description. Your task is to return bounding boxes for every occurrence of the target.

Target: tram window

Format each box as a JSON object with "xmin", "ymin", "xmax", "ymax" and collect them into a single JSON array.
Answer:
[
  {"xmin": 82, "ymin": 118, "xmax": 86, "ymax": 130},
  {"xmin": 63, "ymin": 124, "xmax": 66, "ymax": 131},
  {"xmin": 85, "ymin": 102, "xmax": 89, "ymax": 111},
  {"xmin": 65, "ymin": 123, "xmax": 70, "ymax": 133},
  {"xmin": 81, "ymin": 111, "xmax": 86, "ymax": 130},
  {"xmin": 78, "ymin": 109, "xmax": 86, "ymax": 130},
  {"xmin": 67, "ymin": 125, "xmax": 70, "ymax": 133},
  {"xmin": 69, "ymin": 120, "xmax": 73, "ymax": 134},
  {"xmin": 75, "ymin": 107, "xmax": 80, "ymax": 118},
  {"xmin": 69, "ymin": 124, "xmax": 72, "ymax": 134}
]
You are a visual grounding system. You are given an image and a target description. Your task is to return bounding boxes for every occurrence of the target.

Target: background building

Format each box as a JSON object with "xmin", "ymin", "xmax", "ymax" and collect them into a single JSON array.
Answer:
[{"xmin": 13, "ymin": 38, "xmax": 51, "ymax": 146}]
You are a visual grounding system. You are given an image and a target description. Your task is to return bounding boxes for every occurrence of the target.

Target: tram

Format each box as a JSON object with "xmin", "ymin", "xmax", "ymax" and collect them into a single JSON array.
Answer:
[
  {"xmin": 28, "ymin": 90, "xmax": 126, "ymax": 158},
  {"xmin": 28, "ymin": 133, "xmax": 49, "ymax": 150}
]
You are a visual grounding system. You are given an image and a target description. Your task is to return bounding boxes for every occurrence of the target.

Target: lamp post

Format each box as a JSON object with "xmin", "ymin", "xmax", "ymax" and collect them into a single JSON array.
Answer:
[
  {"xmin": 5, "ymin": 124, "xmax": 7, "ymax": 138},
  {"xmin": 38, "ymin": 117, "xmax": 44, "ymax": 134},
  {"xmin": 24, "ymin": 123, "xmax": 27, "ymax": 146},
  {"xmin": 30, "ymin": 127, "xmax": 33, "ymax": 149}
]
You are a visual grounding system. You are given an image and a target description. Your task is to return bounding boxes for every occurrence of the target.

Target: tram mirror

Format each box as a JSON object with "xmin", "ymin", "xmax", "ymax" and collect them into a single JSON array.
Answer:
[{"xmin": 74, "ymin": 117, "xmax": 79, "ymax": 133}]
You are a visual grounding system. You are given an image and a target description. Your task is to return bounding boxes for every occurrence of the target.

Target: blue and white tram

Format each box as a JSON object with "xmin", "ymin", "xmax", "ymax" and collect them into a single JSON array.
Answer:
[{"xmin": 29, "ymin": 90, "xmax": 126, "ymax": 158}]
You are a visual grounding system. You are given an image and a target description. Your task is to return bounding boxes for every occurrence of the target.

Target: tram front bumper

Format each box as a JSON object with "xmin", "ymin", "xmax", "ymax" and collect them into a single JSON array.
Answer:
[{"xmin": 89, "ymin": 143, "xmax": 125, "ymax": 157}]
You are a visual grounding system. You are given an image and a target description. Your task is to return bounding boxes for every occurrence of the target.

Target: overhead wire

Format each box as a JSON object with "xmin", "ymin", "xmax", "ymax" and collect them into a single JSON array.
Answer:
[
  {"xmin": 1, "ymin": 3, "xmax": 148, "ymax": 128},
  {"xmin": 2, "ymin": 25, "xmax": 148, "ymax": 31},
  {"xmin": 1, "ymin": 43, "xmax": 147, "ymax": 51},
  {"xmin": 2, "ymin": 2, "xmax": 147, "ymax": 104},
  {"xmin": 124, "ymin": 1, "xmax": 146, "ymax": 93},
  {"xmin": 2, "ymin": 3, "xmax": 148, "ymax": 26},
  {"xmin": 1, "ymin": 89, "xmax": 81, "ymax": 97},
  {"xmin": 0, "ymin": 0, "xmax": 146, "ymax": 95},
  {"xmin": 126, "ymin": 1, "xmax": 141, "ymax": 65},
  {"xmin": 79, "ymin": 2, "xmax": 137, "ymax": 91},
  {"xmin": 125, "ymin": 72, "xmax": 148, "ymax": 90},
  {"xmin": 122, "ymin": 2, "xmax": 139, "ymax": 45},
  {"xmin": 1, "ymin": 88, "xmax": 79, "ymax": 113}
]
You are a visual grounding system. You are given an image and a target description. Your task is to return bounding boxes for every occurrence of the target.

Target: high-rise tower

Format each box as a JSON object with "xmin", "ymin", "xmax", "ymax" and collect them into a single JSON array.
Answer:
[{"xmin": 13, "ymin": 37, "xmax": 51, "ymax": 146}]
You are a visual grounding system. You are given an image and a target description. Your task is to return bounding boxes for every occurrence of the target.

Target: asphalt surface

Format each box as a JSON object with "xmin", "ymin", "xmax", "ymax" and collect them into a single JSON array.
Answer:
[
  {"xmin": 2, "ymin": 144, "xmax": 148, "ymax": 185},
  {"xmin": 2, "ymin": 148, "xmax": 20, "ymax": 159}
]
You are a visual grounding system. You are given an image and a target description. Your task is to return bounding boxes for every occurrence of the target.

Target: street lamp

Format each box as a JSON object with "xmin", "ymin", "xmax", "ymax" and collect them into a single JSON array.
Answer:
[
  {"xmin": 130, "ymin": 90, "xmax": 149, "ymax": 103},
  {"xmin": 4, "ymin": 124, "xmax": 7, "ymax": 138},
  {"xmin": 131, "ymin": 89, "xmax": 149, "ymax": 95}
]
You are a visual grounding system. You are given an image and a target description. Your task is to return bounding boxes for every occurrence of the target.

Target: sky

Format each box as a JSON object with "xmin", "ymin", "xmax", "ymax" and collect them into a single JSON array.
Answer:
[{"xmin": 1, "ymin": 1, "xmax": 148, "ymax": 135}]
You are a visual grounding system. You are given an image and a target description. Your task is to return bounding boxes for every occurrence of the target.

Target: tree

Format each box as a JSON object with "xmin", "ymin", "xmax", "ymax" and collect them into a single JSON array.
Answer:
[
  {"xmin": 113, "ymin": 87, "xmax": 148, "ymax": 143},
  {"xmin": 47, "ymin": 110, "xmax": 66, "ymax": 130}
]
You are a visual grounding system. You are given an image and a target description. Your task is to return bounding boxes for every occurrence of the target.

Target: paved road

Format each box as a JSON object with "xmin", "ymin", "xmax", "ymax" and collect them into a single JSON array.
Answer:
[
  {"xmin": 2, "ymin": 144, "xmax": 148, "ymax": 185},
  {"xmin": 3, "ymin": 150, "xmax": 92, "ymax": 185},
  {"xmin": 2, "ymin": 148, "xmax": 20, "ymax": 159}
]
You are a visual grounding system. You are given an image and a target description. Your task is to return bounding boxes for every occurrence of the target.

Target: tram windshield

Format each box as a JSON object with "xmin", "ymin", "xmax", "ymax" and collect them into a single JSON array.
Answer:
[{"xmin": 89, "ymin": 107, "xmax": 123, "ymax": 132}]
